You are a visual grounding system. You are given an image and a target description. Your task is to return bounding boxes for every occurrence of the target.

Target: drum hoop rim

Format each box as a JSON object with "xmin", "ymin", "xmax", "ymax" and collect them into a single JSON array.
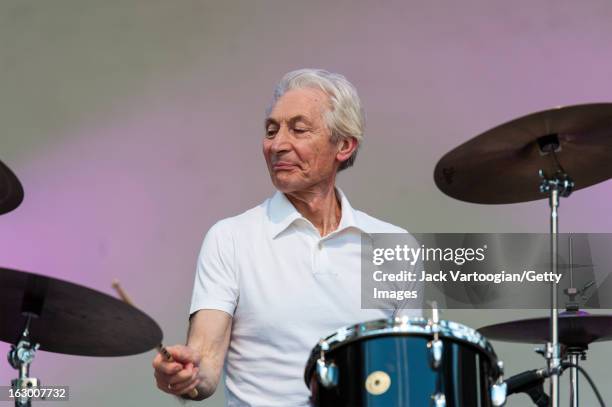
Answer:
[
  {"xmin": 322, "ymin": 317, "xmax": 496, "ymax": 353},
  {"xmin": 304, "ymin": 316, "xmax": 502, "ymax": 386}
]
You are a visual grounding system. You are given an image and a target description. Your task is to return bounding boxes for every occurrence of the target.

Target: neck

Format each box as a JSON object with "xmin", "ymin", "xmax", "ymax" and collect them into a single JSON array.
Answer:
[{"xmin": 285, "ymin": 182, "xmax": 341, "ymax": 237}]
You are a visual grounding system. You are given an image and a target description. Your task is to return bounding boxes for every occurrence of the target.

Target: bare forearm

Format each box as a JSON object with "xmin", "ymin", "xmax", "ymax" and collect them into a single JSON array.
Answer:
[
  {"xmin": 189, "ymin": 365, "xmax": 220, "ymax": 400},
  {"xmin": 186, "ymin": 344, "xmax": 225, "ymax": 399},
  {"xmin": 183, "ymin": 310, "xmax": 232, "ymax": 400}
]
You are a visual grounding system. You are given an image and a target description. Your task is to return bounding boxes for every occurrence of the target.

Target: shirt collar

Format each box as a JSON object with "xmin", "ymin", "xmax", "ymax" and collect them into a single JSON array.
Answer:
[{"xmin": 267, "ymin": 187, "xmax": 372, "ymax": 238}]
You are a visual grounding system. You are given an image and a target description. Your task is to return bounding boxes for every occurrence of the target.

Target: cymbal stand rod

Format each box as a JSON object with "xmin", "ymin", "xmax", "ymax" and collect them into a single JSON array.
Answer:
[
  {"xmin": 566, "ymin": 235, "xmax": 581, "ymax": 407},
  {"xmin": 540, "ymin": 168, "xmax": 573, "ymax": 407},
  {"xmin": 549, "ymin": 186, "xmax": 561, "ymax": 407},
  {"xmin": 568, "ymin": 235, "xmax": 574, "ymax": 289},
  {"xmin": 568, "ymin": 351, "xmax": 580, "ymax": 407}
]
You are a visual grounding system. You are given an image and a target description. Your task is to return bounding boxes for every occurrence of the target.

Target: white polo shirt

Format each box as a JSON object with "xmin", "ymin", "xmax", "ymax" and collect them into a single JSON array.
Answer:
[{"xmin": 190, "ymin": 189, "xmax": 421, "ymax": 407}]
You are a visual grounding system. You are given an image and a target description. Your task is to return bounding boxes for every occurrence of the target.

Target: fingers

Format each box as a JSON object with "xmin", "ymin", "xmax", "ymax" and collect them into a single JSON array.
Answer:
[
  {"xmin": 153, "ymin": 364, "xmax": 193, "ymax": 387},
  {"xmin": 153, "ymin": 344, "xmax": 203, "ymax": 396},
  {"xmin": 168, "ymin": 364, "xmax": 197, "ymax": 386},
  {"xmin": 166, "ymin": 345, "xmax": 201, "ymax": 366},
  {"xmin": 165, "ymin": 345, "xmax": 189, "ymax": 363},
  {"xmin": 170, "ymin": 368, "xmax": 201, "ymax": 395},
  {"xmin": 152, "ymin": 353, "xmax": 183, "ymax": 375},
  {"xmin": 154, "ymin": 370, "xmax": 174, "ymax": 394},
  {"xmin": 154, "ymin": 365, "xmax": 200, "ymax": 396}
]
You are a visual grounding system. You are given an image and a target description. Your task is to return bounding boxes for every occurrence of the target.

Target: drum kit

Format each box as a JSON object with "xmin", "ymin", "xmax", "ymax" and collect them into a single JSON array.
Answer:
[
  {"xmin": 1, "ymin": 103, "xmax": 611, "ymax": 406},
  {"xmin": 305, "ymin": 103, "xmax": 612, "ymax": 407}
]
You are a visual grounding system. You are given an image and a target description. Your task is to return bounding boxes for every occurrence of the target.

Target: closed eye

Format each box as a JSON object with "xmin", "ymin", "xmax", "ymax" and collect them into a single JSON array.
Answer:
[
  {"xmin": 293, "ymin": 128, "xmax": 307, "ymax": 134},
  {"xmin": 265, "ymin": 128, "xmax": 278, "ymax": 138}
]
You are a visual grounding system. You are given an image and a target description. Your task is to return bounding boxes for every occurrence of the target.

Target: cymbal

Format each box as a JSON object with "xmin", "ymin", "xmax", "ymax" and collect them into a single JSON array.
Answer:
[
  {"xmin": 0, "ymin": 159, "xmax": 24, "ymax": 215},
  {"xmin": 434, "ymin": 103, "xmax": 612, "ymax": 204},
  {"xmin": 478, "ymin": 312, "xmax": 612, "ymax": 348},
  {"xmin": 0, "ymin": 268, "xmax": 162, "ymax": 357}
]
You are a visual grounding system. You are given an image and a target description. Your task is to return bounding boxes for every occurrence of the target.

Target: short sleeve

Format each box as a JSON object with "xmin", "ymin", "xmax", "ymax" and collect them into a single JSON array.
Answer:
[{"xmin": 189, "ymin": 220, "xmax": 239, "ymax": 317}]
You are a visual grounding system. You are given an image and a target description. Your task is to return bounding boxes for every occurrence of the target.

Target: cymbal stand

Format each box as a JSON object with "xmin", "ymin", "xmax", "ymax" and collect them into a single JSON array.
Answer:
[
  {"xmin": 7, "ymin": 315, "xmax": 40, "ymax": 407},
  {"xmin": 539, "ymin": 167, "xmax": 574, "ymax": 407},
  {"xmin": 566, "ymin": 235, "xmax": 580, "ymax": 407},
  {"xmin": 563, "ymin": 235, "xmax": 594, "ymax": 407}
]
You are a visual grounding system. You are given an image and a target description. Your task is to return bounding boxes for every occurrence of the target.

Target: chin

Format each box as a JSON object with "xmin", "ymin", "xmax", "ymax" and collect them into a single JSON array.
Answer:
[{"xmin": 270, "ymin": 175, "xmax": 304, "ymax": 193}]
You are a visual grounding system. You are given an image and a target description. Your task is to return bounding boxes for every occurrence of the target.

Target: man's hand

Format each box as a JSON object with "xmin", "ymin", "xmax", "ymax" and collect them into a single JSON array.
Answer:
[
  {"xmin": 153, "ymin": 345, "xmax": 202, "ymax": 397},
  {"xmin": 152, "ymin": 310, "xmax": 232, "ymax": 400}
]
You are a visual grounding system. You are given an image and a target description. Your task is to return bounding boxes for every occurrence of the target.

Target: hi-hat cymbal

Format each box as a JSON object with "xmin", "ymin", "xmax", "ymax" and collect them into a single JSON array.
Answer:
[
  {"xmin": 478, "ymin": 312, "xmax": 612, "ymax": 348},
  {"xmin": 0, "ymin": 268, "xmax": 162, "ymax": 357},
  {"xmin": 434, "ymin": 103, "xmax": 612, "ymax": 204},
  {"xmin": 0, "ymin": 159, "xmax": 23, "ymax": 215}
]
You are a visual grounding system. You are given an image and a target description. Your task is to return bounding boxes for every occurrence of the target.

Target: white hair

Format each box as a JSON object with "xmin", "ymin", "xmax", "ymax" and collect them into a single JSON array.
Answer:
[{"xmin": 268, "ymin": 68, "xmax": 365, "ymax": 171}]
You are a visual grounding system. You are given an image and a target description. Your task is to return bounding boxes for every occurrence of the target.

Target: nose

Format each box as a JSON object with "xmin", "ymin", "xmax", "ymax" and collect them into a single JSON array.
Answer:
[{"xmin": 269, "ymin": 125, "xmax": 291, "ymax": 154}]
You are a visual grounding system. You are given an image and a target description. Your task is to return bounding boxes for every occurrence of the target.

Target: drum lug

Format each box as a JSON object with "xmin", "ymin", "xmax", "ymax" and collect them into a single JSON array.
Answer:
[
  {"xmin": 430, "ymin": 392, "xmax": 446, "ymax": 407},
  {"xmin": 316, "ymin": 359, "xmax": 338, "ymax": 388},
  {"xmin": 427, "ymin": 338, "xmax": 443, "ymax": 370},
  {"xmin": 490, "ymin": 360, "xmax": 507, "ymax": 406},
  {"xmin": 316, "ymin": 340, "xmax": 339, "ymax": 388},
  {"xmin": 427, "ymin": 301, "xmax": 443, "ymax": 370},
  {"xmin": 490, "ymin": 382, "xmax": 507, "ymax": 406}
]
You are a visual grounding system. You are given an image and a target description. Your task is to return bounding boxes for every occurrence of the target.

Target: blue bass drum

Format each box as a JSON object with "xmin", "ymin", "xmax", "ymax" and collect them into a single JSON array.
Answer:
[{"xmin": 305, "ymin": 317, "xmax": 507, "ymax": 407}]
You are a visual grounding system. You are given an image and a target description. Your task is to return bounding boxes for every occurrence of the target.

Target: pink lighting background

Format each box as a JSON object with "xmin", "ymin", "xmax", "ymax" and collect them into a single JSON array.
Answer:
[{"xmin": 1, "ymin": 1, "xmax": 612, "ymax": 405}]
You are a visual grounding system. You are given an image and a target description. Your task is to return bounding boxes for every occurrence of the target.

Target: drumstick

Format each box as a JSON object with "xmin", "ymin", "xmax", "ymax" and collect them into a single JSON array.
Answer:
[{"xmin": 111, "ymin": 279, "xmax": 199, "ymax": 399}]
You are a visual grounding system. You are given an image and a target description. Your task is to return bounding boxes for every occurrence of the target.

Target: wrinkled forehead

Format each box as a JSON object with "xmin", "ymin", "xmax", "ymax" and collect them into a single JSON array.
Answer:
[{"xmin": 267, "ymin": 87, "xmax": 332, "ymax": 124}]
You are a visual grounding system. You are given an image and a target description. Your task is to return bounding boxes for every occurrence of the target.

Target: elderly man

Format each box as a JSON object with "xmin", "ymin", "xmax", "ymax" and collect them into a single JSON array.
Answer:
[{"xmin": 153, "ymin": 69, "xmax": 420, "ymax": 406}]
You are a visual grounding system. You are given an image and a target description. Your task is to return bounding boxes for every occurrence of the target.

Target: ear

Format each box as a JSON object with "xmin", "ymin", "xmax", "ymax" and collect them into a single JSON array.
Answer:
[{"xmin": 336, "ymin": 137, "xmax": 358, "ymax": 164}]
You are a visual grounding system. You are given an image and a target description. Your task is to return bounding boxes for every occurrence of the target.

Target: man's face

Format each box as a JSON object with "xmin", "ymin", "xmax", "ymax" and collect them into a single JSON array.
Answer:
[{"xmin": 263, "ymin": 87, "xmax": 341, "ymax": 193}]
